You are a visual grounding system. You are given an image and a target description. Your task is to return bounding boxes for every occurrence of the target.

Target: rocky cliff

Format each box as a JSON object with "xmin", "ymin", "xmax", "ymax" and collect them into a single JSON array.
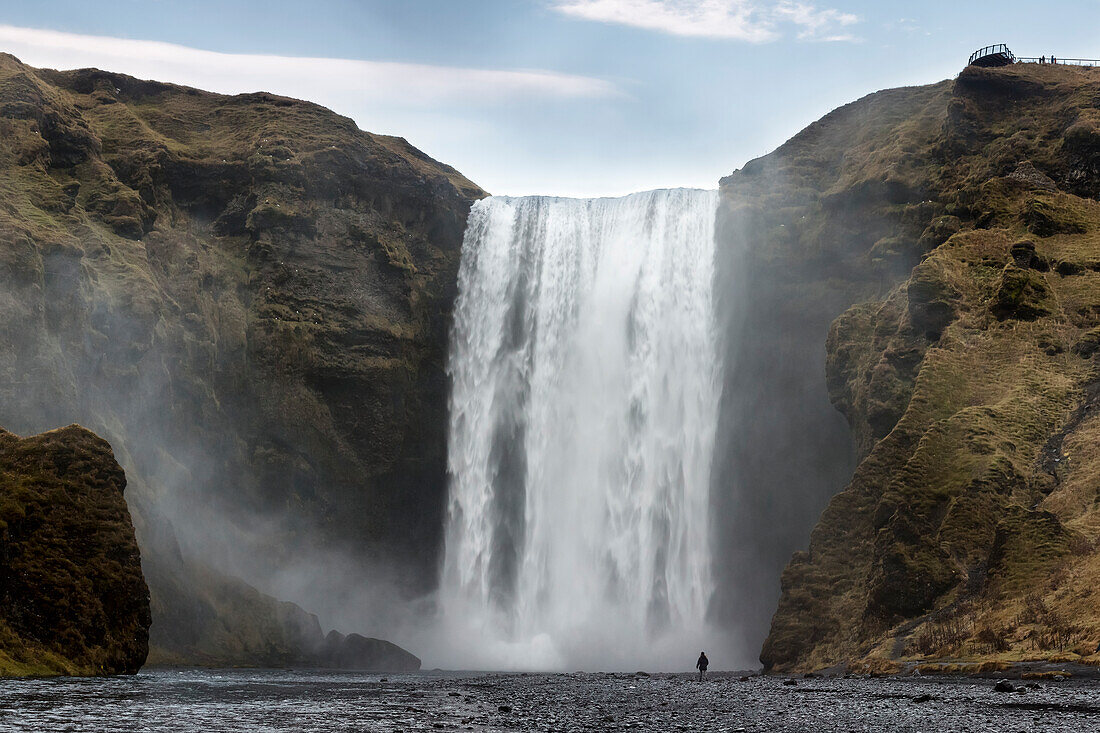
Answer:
[
  {"xmin": 720, "ymin": 63, "xmax": 1100, "ymax": 672},
  {"xmin": 0, "ymin": 424, "xmax": 150, "ymax": 676},
  {"xmin": 0, "ymin": 52, "xmax": 484, "ymax": 663}
]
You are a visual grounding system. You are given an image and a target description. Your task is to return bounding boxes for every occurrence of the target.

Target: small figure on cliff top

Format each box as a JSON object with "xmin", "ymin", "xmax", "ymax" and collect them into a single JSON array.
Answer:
[
  {"xmin": 1040, "ymin": 55, "xmax": 1046, "ymax": 63},
  {"xmin": 696, "ymin": 651, "xmax": 709, "ymax": 681},
  {"xmin": 1052, "ymin": 55, "xmax": 1058, "ymax": 64}
]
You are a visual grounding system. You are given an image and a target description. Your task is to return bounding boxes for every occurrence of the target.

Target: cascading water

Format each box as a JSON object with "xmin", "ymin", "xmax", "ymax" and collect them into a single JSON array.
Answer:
[{"xmin": 440, "ymin": 189, "xmax": 722, "ymax": 671}]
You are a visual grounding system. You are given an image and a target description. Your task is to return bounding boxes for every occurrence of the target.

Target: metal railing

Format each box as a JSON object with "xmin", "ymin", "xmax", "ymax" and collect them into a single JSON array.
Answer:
[
  {"xmin": 969, "ymin": 44, "xmax": 1015, "ymax": 65},
  {"xmin": 1017, "ymin": 57, "xmax": 1100, "ymax": 67}
]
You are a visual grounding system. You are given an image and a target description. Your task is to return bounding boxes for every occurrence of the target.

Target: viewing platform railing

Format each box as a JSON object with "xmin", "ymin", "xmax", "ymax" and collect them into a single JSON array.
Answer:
[
  {"xmin": 969, "ymin": 43, "xmax": 1100, "ymax": 68},
  {"xmin": 969, "ymin": 44, "xmax": 1015, "ymax": 66},
  {"xmin": 1017, "ymin": 57, "xmax": 1100, "ymax": 67}
]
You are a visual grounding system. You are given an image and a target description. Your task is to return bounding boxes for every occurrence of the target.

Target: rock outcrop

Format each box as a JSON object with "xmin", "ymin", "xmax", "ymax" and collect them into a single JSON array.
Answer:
[
  {"xmin": 723, "ymin": 63, "xmax": 1100, "ymax": 672},
  {"xmin": 321, "ymin": 630, "xmax": 421, "ymax": 672},
  {"xmin": 0, "ymin": 52, "xmax": 484, "ymax": 664},
  {"xmin": 147, "ymin": 558, "xmax": 420, "ymax": 670},
  {"xmin": 0, "ymin": 425, "xmax": 150, "ymax": 676}
]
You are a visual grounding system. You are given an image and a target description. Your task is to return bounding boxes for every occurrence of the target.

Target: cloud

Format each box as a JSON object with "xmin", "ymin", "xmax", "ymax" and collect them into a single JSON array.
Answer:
[
  {"xmin": 552, "ymin": 0, "xmax": 858, "ymax": 42},
  {"xmin": 0, "ymin": 24, "xmax": 617, "ymax": 106}
]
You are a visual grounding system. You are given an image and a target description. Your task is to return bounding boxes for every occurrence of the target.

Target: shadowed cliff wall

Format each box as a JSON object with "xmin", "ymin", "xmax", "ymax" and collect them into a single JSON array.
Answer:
[{"xmin": 711, "ymin": 79, "xmax": 955, "ymax": 661}]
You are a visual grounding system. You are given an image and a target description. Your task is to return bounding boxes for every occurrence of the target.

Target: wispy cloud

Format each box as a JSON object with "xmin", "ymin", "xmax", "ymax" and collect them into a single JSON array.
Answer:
[
  {"xmin": 0, "ymin": 24, "xmax": 617, "ymax": 105},
  {"xmin": 552, "ymin": 0, "xmax": 858, "ymax": 42}
]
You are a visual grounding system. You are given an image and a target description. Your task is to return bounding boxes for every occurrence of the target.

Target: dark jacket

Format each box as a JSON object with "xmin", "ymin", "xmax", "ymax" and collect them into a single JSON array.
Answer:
[{"xmin": 696, "ymin": 654, "xmax": 709, "ymax": 670}]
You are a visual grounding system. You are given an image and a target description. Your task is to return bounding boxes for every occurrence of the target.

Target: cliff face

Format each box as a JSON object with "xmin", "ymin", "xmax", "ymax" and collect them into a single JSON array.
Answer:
[
  {"xmin": 723, "ymin": 63, "xmax": 1100, "ymax": 672},
  {"xmin": 0, "ymin": 425, "xmax": 150, "ymax": 676},
  {"xmin": 710, "ymin": 80, "xmax": 952, "ymax": 654},
  {"xmin": 0, "ymin": 53, "xmax": 484, "ymax": 662}
]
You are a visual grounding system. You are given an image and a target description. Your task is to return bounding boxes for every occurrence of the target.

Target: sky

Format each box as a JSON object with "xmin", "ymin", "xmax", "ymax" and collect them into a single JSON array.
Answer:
[{"xmin": 0, "ymin": 1, "xmax": 1098, "ymax": 197}]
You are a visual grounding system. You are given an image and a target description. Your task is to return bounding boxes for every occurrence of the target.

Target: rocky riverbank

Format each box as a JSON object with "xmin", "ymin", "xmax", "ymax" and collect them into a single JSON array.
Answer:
[{"xmin": 4, "ymin": 669, "xmax": 1100, "ymax": 731}]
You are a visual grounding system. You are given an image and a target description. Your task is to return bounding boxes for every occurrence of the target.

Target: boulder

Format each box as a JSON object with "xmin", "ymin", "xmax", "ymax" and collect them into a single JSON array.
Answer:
[
  {"xmin": 321, "ymin": 630, "xmax": 421, "ymax": 672},
  {"xmin": 0, "ymin": 425, "xmax": 150, "ymax": 676}
]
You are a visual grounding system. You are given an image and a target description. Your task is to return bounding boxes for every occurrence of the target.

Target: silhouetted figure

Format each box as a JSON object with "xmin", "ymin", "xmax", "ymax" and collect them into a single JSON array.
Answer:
[
  {"xmin": 1040, "ymin": 55, "xmax": 1046, "ymax": 63},
  {"xmin": 696, "ymin": 651, "xmax": 709, "ymax": 681},
  {"xmin": 1052, "ymin": 55, "xmax": 1057, "ymax": 64}
]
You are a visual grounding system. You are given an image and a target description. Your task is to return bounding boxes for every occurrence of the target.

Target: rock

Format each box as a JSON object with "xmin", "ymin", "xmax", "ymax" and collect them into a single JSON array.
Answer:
[
  {"xmin": 1055, "ymin": 259, "xmax": 1085, "ymax": 275},
  {"xmin": 912, "ymin": 694, "xmax": 933, "ymax": 703},
  {"xmin": 783, "ymin": 679, "xmax": 798, "ymax": 686},
  {"xmin": 1009, "ymin": 240, "xmax": 1048, "ymax": 270},
  {"xmin": 917, "ymin": 215, "xmax": 962, "ymax": 251},
  {"xmin": 1007, "ymin": 160, "xmax": 1057, "ymax": 192},
  {"xmin": 499, "ymin": 705, "xmax": 513, "ymax": 713},
  {"xmin": 0, "ymin": 425, "xmax": 150, "ymax": 676},
  {"xmin": 991, "ymin": 265, "xmax": 1052, "ymax": 320},
  {"xmin": 322, "ymin": 630, "xmax": 421, "ymax": 672},
  {"xmin": 907, "ymin": 261, "xmax": 960, "ymax": 338},
  {"xmin": 994, "ymin": 680, "xmax": 1016, "ymax": 693},
  {"xmin": 1023, "ymin": 196, "xmax": 1088, "ymax": 237}
]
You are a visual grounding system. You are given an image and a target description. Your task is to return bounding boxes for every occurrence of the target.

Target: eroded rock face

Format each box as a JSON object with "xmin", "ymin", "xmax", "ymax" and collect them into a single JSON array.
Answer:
[
  {"xmin": 0, "ymin": 53, "xmax": 485, "ymax": 663},
  {"xmin": 730, "ymin": 63, "xmax": 1100, "ymax": 673},
  {"xmin": 0, "ymin": 425, "xmax": 150, "ymax": 676}
]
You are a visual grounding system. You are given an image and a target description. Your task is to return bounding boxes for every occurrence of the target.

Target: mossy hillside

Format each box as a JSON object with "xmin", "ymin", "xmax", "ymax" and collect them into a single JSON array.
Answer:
[
  {"xmin": 0, "ymin": 53, "xmax": 485, "ymax": 665},
  {"xmin": 724, "ymin": 62, "xmax": 1100, "ymax": 672},
  {"xmin": 0, "ymin": 425, "xmax": 150, "ymax": 677}
]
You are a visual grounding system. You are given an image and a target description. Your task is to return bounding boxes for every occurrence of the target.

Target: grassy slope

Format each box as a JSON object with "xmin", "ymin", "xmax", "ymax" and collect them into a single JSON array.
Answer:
[{"xmin": 744, "ymin": 63, "xmax": 1100, "ymax": 673}]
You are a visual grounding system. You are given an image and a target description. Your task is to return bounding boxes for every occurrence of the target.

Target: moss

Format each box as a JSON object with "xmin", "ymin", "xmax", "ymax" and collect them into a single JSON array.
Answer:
[
  {"xmin": 0, "ymin": 425, "xmax": 150, "ymax": 677},
  {"xmin": 1023, "ymin": 196, "xmax": 1088, "ymax": 237},
  {"xmin": 1072, "ymin": 326, "xmax": 1100, "ymax": 357},
  {"xmin": 991, "ymin": 265, "xmax": 1052, "ymax": 320},
  {"xmin": 918, "ymin": 215, "xmax": 962, "ymax": 251},
  {"xmin": 907, "ymin": 260, "xmax": 960, "ymax": 338}
]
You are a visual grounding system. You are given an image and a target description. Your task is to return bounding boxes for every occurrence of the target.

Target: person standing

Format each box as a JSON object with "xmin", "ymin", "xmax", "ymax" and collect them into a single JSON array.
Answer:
[{"xmin": 696, "ymin": 651, "xmax": 709, "ymax": 681}]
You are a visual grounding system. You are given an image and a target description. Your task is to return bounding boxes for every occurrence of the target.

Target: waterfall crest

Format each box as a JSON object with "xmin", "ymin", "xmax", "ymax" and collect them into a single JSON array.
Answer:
[{"xmin": 441, "ymin": 189, "xmax": 722, "ymax": 670}]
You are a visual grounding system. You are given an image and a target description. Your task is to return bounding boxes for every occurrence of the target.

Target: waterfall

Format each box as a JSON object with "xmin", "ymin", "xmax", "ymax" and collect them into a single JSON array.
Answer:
[{"xmin": 440, "ymin": 189, "xmax": 722, "ymax": 670}]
